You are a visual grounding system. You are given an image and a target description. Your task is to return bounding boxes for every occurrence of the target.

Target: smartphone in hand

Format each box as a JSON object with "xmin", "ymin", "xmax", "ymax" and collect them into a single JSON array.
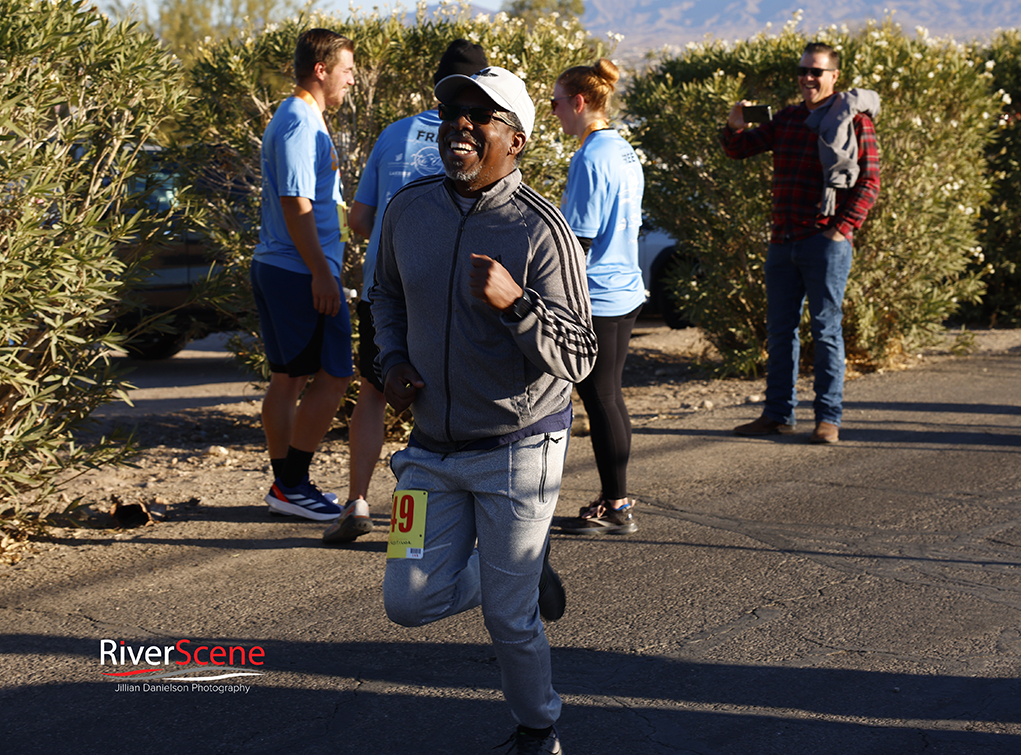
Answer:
[{"xmin": 742, "ymin": 104, "xmax": 772, "ymax": 123}]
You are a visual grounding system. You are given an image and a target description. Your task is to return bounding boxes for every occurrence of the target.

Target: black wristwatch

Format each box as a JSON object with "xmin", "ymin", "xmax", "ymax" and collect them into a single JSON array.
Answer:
[{"xmin": 506, "ymin": 289, "xmax": 535, "ymax": 322}]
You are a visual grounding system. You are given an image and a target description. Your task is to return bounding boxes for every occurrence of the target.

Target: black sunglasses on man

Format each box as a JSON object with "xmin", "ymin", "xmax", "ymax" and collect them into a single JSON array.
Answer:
[
  {"xmin": 438, "ymin": 103, "xmax": 515, "ymax": 128},
  {"xmin": 796, "ymin": 66, "xmax": 837, "ymax": 77}
]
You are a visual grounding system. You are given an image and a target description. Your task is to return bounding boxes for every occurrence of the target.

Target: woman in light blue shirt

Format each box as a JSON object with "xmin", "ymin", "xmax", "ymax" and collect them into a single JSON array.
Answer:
[{"xmin": 553, "ymin": 58, "xmax": 644, "ymax": 536}]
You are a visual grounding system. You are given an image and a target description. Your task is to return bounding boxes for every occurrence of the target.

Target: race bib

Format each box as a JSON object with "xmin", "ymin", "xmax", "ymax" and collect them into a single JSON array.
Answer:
[{"xmin": 387, "ymin": 490, "xmax": 427, "ymax": 559}]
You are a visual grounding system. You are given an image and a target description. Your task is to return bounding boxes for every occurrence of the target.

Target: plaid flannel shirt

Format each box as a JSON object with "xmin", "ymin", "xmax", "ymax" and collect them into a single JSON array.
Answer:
[{"xmin": 720, "ymin": 101, "xmax": 880, "ymax": 243}]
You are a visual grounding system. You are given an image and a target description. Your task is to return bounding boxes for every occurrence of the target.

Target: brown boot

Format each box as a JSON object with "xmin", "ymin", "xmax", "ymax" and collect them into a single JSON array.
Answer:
[
  {"xmin": 810, "ymin": 421, "xmax": 839, "ymax": 444},
  {"xmin": 734, "ymin": 415, "xmax": 796, "ymax": 437}
]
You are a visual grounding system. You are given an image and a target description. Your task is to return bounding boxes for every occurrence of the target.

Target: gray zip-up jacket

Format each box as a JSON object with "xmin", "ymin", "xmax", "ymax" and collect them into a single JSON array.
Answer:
[
  {"xmin": 370, "ymin": 169, "xmax": 597, "ymax": 451},
  {"xmin": 805, "ymin": 88, "xmax": 882, "ymax": 216}
]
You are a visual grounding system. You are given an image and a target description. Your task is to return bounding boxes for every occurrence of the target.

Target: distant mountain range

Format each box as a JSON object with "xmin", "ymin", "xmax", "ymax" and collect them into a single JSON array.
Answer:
[
  {"xmin": 581, "ymin": 0, "xmax": 1019, "ymax": 54},
  {"xmin": 319, "ymin": 2, "xmax": 1018, "ymax": 56}
]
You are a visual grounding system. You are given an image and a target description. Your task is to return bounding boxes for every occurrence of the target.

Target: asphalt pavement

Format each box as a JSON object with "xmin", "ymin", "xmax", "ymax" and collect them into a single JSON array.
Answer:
[{"xmin": 2, "ymin": 346, "xmax": 1020, "ymax": 755}]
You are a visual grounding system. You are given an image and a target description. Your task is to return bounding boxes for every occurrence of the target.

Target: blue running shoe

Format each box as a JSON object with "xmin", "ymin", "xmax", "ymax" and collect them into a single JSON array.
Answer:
[
  {"xmin": 267, "ymin": 488, "xmax": 338, "ymax": 515},
  {"xmin": 265, "ymin": 478, "xmax": 343, "ymax": 521}
]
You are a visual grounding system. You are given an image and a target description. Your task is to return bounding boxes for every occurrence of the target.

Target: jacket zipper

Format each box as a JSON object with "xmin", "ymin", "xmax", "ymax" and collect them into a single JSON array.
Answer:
[{"xmin": 444, "ymin": 202, "xmax": 473, "ymax": 443}]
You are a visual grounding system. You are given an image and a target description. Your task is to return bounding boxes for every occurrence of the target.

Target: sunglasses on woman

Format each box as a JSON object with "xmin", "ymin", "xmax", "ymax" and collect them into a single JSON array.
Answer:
[
  {"xmin": 549, "ymin": 95, "xmax": 573, "ymax": 112},
  {"xmin": 438, "ymin": 103, "xmax": 514, "ymax": 127},
  {"xmin": 796, "ymin": 66, "xmax": 837, "ymax": 77}
]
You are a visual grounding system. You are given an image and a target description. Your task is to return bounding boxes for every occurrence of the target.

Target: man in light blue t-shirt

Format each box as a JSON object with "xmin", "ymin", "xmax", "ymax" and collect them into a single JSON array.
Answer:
[
  {"xmin": 250, "ymin": 29, "xmax": 371, "ymax": 540},
  {"xmin": 323, "ymin": 40, "xmax": 487, "ymax": 543}
]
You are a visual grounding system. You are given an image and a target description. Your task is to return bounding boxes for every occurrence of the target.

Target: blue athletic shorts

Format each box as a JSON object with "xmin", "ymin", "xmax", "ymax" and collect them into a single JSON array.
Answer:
[{"xmin": 251, "ymin": 260, "xmax": 354, "ymax": 378}]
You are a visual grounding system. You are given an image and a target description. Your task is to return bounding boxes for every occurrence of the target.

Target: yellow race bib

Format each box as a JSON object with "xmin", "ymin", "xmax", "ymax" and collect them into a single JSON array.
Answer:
[{"xmin": 387, "ymin": 490, "xmax": 427, "ymax": 559}]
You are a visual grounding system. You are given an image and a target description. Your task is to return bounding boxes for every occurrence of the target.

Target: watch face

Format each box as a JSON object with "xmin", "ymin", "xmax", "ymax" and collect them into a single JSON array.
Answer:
[{"xmin": 511, "ymin": 290, "xmax": 532, "ymax": 320}]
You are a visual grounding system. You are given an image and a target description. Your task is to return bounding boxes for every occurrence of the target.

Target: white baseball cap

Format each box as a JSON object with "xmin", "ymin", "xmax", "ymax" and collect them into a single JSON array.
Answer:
[{"xmin": 434, "ymin": 66, "xmax": 535, "ymax": 140}]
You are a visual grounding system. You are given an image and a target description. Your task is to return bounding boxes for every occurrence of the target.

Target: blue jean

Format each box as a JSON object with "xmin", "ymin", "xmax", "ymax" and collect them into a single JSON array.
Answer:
[
  {"xmin": 383, "ymin": 430, "xmax": 567, "ymax": 729},
  {"xmin": 763, "ymin": 232, "xmax": 853, "ymax": 426}
]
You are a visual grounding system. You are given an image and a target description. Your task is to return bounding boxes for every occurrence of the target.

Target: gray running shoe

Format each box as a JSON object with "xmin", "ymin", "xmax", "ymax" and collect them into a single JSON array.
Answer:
[{"xmin": 321, "ymin": 498, "xmax": 373, "ymax": 543}]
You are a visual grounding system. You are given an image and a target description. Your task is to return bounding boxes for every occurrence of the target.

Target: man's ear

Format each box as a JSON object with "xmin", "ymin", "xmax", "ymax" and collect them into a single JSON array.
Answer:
[
  {"xmin": 313, "ymin": 60, "xmax": 327, "ymax": 81},
  {"xmin": 508, "ymin": 130, "xmax": 527, "ymax": 158}
]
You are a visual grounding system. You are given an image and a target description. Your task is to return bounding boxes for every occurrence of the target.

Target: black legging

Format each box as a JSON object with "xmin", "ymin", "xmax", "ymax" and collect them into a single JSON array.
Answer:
[{"xmin": 576, "ymin": 305, "xmax": 641, "ymax": 501}]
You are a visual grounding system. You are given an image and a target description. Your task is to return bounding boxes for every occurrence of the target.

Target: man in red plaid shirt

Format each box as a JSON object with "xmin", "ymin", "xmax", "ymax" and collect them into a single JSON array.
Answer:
[{"xmin": 721, "ymin": 42, "xmax": 880, "ymax": 444}]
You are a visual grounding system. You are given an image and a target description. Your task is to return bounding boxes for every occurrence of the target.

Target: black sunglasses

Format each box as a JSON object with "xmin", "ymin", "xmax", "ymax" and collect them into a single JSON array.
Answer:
[
  {"xmin": 796, "ymin": 66, "xmax": 837, "ymax": 77},
  {"xmin": 438, "ymin": 103, "xmax": 514, "ymax": 127},
  {"xmin": 549, "ymin": 95, "xmax": 572, "ymax": 111}
]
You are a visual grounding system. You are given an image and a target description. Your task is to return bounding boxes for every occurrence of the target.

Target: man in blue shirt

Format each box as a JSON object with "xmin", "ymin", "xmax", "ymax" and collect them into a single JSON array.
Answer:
[
  {"xmin": 322, "ymin": 40, "xmax": 487, "ymax": 543},
  {"xmin": 251, "ymin": 29, "xmax": 369, "ymax": 538}
]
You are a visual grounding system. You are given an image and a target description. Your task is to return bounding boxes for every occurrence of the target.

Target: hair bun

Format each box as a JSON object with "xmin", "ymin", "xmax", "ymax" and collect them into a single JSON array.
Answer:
[{"xmin": 593, "ymin": 58, "xmax": 620, "ymax": 87}]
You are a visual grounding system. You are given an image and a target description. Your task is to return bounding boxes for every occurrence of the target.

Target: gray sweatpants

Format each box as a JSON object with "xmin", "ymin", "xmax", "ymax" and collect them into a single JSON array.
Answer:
[{"xmin": 383, "ymin": 430, "xmax": 567, "ymax": 729}]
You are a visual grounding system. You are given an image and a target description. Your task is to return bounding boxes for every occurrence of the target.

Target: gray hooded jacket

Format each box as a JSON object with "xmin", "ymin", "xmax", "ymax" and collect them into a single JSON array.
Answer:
[
  {"xmin": 370, "ymin": 170, "xmax": 597, "ymax": 452},
  {"xmin": 805, "ymin": 88, "xmax": 881, "ymax": 215}
]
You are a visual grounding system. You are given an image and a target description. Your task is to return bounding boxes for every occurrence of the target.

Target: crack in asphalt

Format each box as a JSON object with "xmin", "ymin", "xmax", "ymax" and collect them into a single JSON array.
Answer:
[
  {"xmin": 0, "ymin": 603, "xmax": 168, "ymax": 638},
  {"xmin": 636, "ymin": 504, "xmax": 1021, "ymax": 610}
]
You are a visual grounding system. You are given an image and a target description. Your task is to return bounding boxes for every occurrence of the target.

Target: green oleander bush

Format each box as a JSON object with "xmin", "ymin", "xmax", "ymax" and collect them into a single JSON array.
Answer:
[
  {"xmin": 0, "ymin": 0, "xmax": 189, "ymax": 530},
  {"xmin": 964, "ymin": 30, "xmax": 1021, "ymax": 326},
  {"xmin": 626, "ymin": 15, "xmax": 996, "ymax": 375}
]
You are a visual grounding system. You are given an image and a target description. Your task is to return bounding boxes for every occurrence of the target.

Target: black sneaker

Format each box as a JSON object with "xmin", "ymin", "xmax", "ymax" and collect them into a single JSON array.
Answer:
[
  {"xmin": 496, "ymin": 725, "xmax": 562, "ymax": 754},
  {"xmin": 561, "ymin": 499, "xmax": 637, "ymax": 536},
  {"xmin": 537, "ymin": 540, "xmax": 565, "ymax": 622}
]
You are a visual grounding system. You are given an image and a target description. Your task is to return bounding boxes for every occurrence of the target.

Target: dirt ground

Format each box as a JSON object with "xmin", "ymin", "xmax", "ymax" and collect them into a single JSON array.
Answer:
[{"xmin": 3, "ymin": 322, "xmax": 1020, "ymax": 566}]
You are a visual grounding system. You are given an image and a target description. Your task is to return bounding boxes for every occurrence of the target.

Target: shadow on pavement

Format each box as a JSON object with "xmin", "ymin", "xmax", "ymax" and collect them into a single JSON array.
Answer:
[
  {"xmin": 631, "ymin": 423, "xmax": 1021, "ymax": 448},
  {"xmin": 5, "ymin": 635, "xmax": 1020, "ymax": 754}
]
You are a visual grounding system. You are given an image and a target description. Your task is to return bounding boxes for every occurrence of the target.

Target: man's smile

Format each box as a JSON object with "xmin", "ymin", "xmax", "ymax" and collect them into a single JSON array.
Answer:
[{"xmin": 445, "ymin": 133, "xmax": 479, "ymax": 157}]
